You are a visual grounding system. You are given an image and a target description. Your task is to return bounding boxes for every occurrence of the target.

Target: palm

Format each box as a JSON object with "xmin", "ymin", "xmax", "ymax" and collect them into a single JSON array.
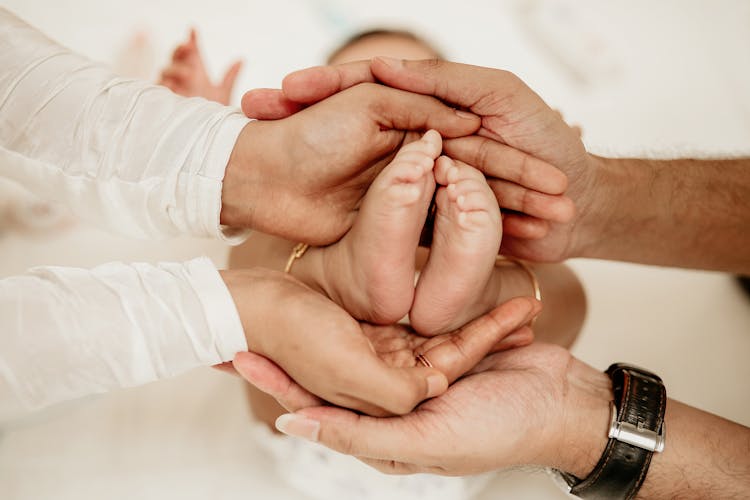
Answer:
[
  {"xmin": 233, "ymin": 268, "xmax": 537, "ymax": 416},
  {"xmin": 388, "ymin": 343, "xmax": 572, "ymax": 475}
]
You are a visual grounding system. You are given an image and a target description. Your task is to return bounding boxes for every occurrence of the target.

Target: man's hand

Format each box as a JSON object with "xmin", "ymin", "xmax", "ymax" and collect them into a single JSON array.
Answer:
[
  {"xmin": 235, "ymin": 341, "xmax": 612, "ymax": 477},
  {"xmin": 221, "ymin": 267, "xmax": 539, "ymax": 416},
  {"xmin": 221, "ymin": 82, "xmax": 480, "ymax": 246},
  {"xmin": 159, "ymin": 29, "xmax": 241, "ymax": 105},
  {"xmin": 236, "ymin": 340, "xmax": 750, "ymax": 500},
  {"xmin": 242, "ymin": 59, "xmax": 598, "ymax": 261}
]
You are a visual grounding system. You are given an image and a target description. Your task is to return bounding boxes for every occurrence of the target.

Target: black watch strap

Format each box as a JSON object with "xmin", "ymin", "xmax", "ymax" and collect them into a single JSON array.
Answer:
[{"xmin": 560, "ymin": 363, "xmax": 667, "ymax": 500}]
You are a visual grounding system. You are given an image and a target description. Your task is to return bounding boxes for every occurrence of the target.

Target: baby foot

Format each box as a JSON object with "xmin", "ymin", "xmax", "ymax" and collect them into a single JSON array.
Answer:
[
  {"xmin": 322, "ymin": 130, "xmax": 442, "ymax": 324},
  {"xmin": 410, "ymin": 157, "xmax": 502, "ymax": 335}
]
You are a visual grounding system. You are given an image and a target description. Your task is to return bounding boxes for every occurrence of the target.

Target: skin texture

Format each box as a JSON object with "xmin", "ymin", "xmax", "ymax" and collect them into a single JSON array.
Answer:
[{"xmin": 573, "ymin": 156, "xmax": 750, "ymax": 273}]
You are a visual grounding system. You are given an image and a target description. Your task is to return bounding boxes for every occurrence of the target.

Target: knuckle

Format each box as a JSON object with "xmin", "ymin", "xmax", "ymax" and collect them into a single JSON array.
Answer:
[
  {"xmin": 423, "ymin": 58, "xmax": 443, "ymax": 69},
  {"xmin": 340, "ymin": 431, "xmax": 357, "ymax": 455},
  {"xmin": 475, "ymin": 138, "xmax": 496, "ymax": 174},
  {"xmin": 517, "ymin": 151, "xmax": 533, "ymax": 186},
  {"xmin": 447, "ymin": 335, "xmax": 470, "ymax": 361},
  {"xmin": 521, "ymin": 186, "xmax": 536, "ymax": 214}
]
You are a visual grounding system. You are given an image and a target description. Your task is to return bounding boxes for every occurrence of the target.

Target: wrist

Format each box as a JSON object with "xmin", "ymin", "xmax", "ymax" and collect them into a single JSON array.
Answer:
[
  {"xmin": 287, "ymin": 246, "xmax": 330, "ymax": 297},
  {"xmin": 572, "ymin": 155, "xmax": 656, "ymax": 260},
  {"xmin": 567, "ymin": 154, "xmax": 615, "ymax": 259},
  {"xmin": 219, "ymin": 267, "xmax": 266, "ymax": 348},
  {"xmin": 551, "ymin": 358, "xmax": 613, "ymax": 478},
  {"xmin": 220, "ymin": 120, "xmax": 282, "ymax": 230}
]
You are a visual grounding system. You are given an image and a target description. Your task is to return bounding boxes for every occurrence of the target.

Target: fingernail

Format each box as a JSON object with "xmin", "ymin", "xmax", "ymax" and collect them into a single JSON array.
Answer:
[
  {"xmin": 377, "ymin": 56, "xmax": 403, "ymax": 69},
  {"xmin": 426, "ymin": 374, "xmax": 447, "ymax": 398},
  {"xmin": 454, "ymin": 109, "xmax": 476, "ymax": 120},
  {"xmin": 275, "ymin": 413, "xmax": 320, "ymax": 442}
]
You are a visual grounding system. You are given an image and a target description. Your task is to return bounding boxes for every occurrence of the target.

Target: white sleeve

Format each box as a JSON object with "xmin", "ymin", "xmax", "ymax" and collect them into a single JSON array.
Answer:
[
  {"xmin": 0, "ymin": 257, "xmax": 248, "ymax": 422},
  {"xmin": 0, "ymin": 8, "xmax": 250, "ymax": 243}
]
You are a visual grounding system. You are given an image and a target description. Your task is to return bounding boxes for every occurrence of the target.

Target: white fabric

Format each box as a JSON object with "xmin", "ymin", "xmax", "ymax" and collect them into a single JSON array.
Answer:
[
  {"xmin": 0, "ymin": 8, "xmax": 249, "ymax": 422},
  {"xmin": 0, "ymin": 7, "xmax": 250, "ymax": 243},
  {"xmin": 0, "ymin": 257, "xmax": 247, "ymax": 422}
]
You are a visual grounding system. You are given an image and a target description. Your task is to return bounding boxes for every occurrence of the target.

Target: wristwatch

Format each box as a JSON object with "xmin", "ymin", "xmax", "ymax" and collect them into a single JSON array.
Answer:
[{"xmin": 551, "ymin": 363, "xmax": 667, "ymax": 499}]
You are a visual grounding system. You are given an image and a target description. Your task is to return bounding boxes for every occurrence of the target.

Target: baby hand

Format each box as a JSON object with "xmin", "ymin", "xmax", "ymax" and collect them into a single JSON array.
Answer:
[{"xmin": 158, "ymin": 28, "xmax": 241, "ymax": 105}]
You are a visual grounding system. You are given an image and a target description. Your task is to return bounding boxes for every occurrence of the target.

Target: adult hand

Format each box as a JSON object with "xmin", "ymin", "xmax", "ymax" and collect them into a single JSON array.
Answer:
[
  {"xmin": 222, "ymin": 82, "xmax": 479, "ymax": 246},
  {"xmin": 242, "ymin": 59, "xmax": 598, "ymax": 261},
  {"xmin": 158, "ymin": 28, "xmax": 241, "ymax": 106},
  {"xmin": 221, "ymin": 267, "xmax": 540, "ymax": 416},
  {"xmin": 237, "ymin": 341, "xmax": 612, "ymax": 478}
]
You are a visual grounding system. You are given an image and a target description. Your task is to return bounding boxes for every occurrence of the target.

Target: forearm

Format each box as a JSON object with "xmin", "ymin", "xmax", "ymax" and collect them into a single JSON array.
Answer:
[
  {"xmin": 578, "ymin": 155, "xmax": 750, "ymax": 273},
  {"xmin": 0, "ymin": 8, "xmax": 249, "ymax": 241},
  {"xmin": 558, "ymin": 361, "xmax": 750, "ymax": 499},
  {"xmin": 0, "ymin": 258, "xmax": 246, "ymax": 422},
  {"xmin": 638, "ymin": 400, "xmax": 750, "ymax": 499}
]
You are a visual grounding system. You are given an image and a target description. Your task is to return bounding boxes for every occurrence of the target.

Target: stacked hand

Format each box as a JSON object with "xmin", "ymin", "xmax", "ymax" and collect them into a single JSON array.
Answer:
[{"xmin": 243, "ymin": 58, "xmax": 602, "ymax": 262}]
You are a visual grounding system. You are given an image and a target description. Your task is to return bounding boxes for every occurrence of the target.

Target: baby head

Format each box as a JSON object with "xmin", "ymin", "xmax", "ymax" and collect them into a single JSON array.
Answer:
[{"xmin": 327, "ymin": 28, "xmax": 442, "ymax": 65}]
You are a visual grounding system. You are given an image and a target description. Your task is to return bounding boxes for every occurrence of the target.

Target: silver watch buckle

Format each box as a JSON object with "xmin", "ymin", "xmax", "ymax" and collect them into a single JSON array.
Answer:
[{"xmin": 607, "ymin": 401, "xmax": 665, "ymax": 453}]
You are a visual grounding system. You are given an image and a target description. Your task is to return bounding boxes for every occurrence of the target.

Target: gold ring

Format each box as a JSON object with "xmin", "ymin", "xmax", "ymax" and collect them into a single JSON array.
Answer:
[{"xmin": 415, "ymin": 353, "xmax": 433, "ymax": 368}]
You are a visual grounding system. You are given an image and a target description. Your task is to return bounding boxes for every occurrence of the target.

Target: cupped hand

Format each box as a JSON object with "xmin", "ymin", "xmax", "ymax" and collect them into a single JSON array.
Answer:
[
  {"xmin": 241, "ymin": 59, "xmax": 600, "ymax": 261},
  {"xmin": 237, "ymin": 341, "xmax": 611, "ymax": 479},
  {"xmin": 158, "ymin": 28, "xmax": 241, "ymax": 105},
  {"xmin": 221, "ymin": 82, "xmax": 479, "ymax": 246},
  {"xmin": 221, "ymin": 267, "xmax": 539, "ymax": 416}
]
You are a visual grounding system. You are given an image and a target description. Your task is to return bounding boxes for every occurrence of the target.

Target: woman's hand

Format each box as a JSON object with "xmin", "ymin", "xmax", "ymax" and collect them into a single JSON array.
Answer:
[
  {"xmin": 222, "ymin": 83, "xmax": 479, "ymax": 246},
  {"xmin": 221, "ymin": 267, "xmax": 540, "ymax": 416}
]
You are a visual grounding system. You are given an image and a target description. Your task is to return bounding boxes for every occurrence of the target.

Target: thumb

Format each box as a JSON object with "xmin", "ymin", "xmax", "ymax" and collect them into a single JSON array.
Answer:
[
  {"xmin": 222, "ymin": 60, "xmax": 242, "ymax": 91},
  {"xmin": 241, "ymin": 88, "xmax": 305, "ymax": 119},
  {"xmin": 418, "ymin": 296, "xmax": 542, "ymax": 383},
  {"xmin": 282, "ymin": 60, "xmax": 374, "ymax": 103}
]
